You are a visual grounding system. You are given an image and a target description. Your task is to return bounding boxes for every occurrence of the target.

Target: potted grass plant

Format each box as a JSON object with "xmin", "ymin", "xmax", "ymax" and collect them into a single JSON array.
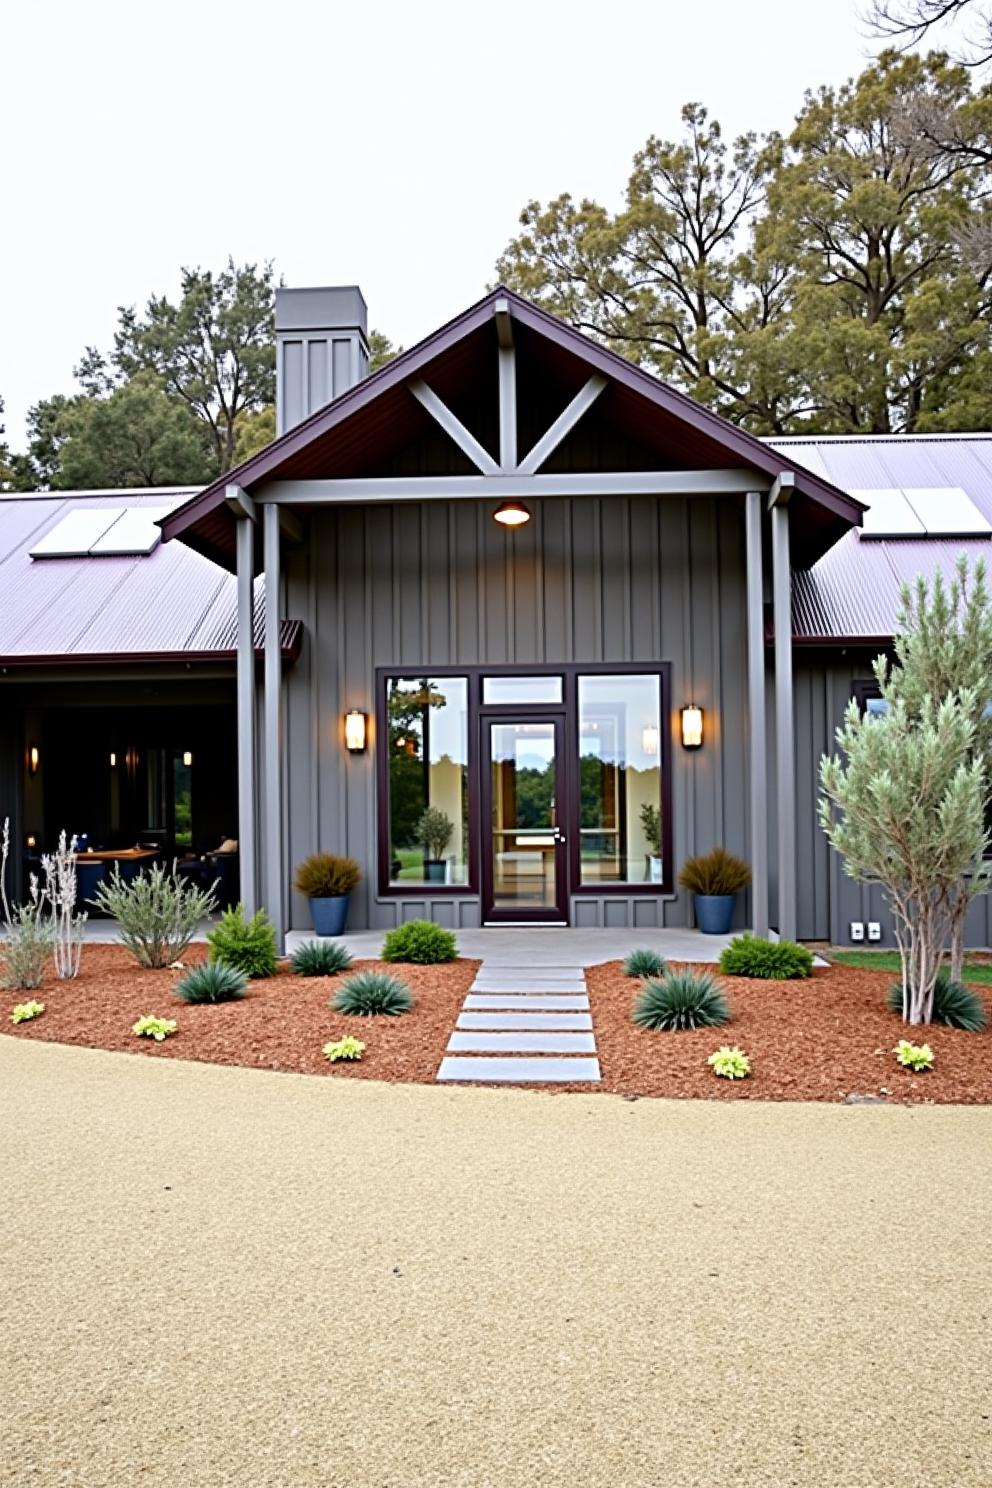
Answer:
[
  {"xmin": 416, "ymin": 806, "xmax": 453, "ymax": 883},
  {"xmin": 678, "ymin": 847, "xmax": 751, "ymax": 934},
  {"xmin": 293, "ymin": 853, "xmax": 361, "ymax": 936}
]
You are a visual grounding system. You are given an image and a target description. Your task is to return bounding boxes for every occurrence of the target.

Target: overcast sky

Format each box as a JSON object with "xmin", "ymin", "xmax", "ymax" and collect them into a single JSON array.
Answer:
[{"xmin": 1, "ymin": 0, "xmax": 926, "ymax": 446}]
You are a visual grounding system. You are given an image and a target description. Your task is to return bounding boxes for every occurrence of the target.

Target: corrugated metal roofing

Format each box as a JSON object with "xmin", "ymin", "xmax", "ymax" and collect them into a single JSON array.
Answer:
[
  {"xmin": 0, "ymin": 489, "xmax": 299, "ymax": 665},
  {"xmin": 771, "ymin": 435, "xmax": 992, "ymax": 643}
]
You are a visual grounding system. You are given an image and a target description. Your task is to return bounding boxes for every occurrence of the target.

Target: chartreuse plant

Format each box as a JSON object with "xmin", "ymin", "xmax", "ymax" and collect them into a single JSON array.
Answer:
[
  {"xmin": 381, "ymin": 919, "xmax": 457, "ymax": 964},
  {"xmin": 708, "ymin": 1045, "xmax": 751, "ymax": 1080},
  {"xmin": 333, "ymin": 971, "xmax": 414, "ymax": 1016},
  {"xmin": 207, "ymin": 905, "xmax": 278, "ymax": 979},
  {"xmin": 623, "ymin": 948, "xmax": 667, "ymax": 979},
  {"xmin": 291, "ymin": 940, "xmax": 353, "ymax": 977},
  {"xmin": 886, "ymin": 972, "xmax": 987, "ymax": 1032},
  {"xmin": 174, "ymin": 962, "xmax": 247, "ymax": 1004},
  {"xmin": 323, "ymin": 1035, "xmax": 366, "ymax": 1062},
  {"xmin": 719, "ymin": 934, "xmax": 813, "ymax": 980},
  {"xmin": 10, "ymin": 1000, "xmax": 45, "ymax": 1024},
  {"xmin": 132, "ymin": 1015, "xmax": 177, "ymax": 1041},
  {"xmin": 894, "ymin": 1039, "xmax": 934, "ymax": 1072},
  {"xmin": 632, "ymin": 970, "xmax": 730, "ymax": 1031}
]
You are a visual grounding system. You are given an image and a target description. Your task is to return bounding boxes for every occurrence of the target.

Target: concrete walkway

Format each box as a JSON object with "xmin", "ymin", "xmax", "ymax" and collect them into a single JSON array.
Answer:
[
  {"xmin": 437, "ymin": 961, "xmax": 601, "ymax": 1083},
  {"xmin": 287, "ymin": 924, "xmax": 744, "ymax": 964},
  {"xmin": 1, "ymin": 1037, "xmax": 989, "ymax": 1487}
]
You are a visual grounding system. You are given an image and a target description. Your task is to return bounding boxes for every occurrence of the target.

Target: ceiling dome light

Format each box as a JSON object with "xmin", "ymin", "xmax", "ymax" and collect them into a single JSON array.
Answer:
[{"xmin": 493, "ymin": 500, "xmax": 531, "ymax": 527}]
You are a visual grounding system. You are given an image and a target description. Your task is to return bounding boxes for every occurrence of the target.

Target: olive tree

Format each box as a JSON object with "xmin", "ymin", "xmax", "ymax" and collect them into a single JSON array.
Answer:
[{"xmin": 819, "ymin": 692, "xmax": 989, "ymax": 1023}]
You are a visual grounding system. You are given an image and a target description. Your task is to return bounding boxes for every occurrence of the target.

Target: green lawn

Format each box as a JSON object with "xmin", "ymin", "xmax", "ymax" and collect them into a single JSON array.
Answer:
[{"xmin": 829, "ymin": 949, "xmax": 992, "ymax": 984}]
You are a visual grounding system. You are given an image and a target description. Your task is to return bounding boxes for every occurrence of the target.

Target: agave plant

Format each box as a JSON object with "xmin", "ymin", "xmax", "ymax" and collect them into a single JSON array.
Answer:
[
  {"xmin": 632, "ymin": 970, "xmax": 730, "ymax": 1031},
  {"xmin": 622, "ymin": 948, "xmax": 667, "ymax": 979},
  {"xmin": 291, "ymin": 939, "xmax": 354, "ymax": 977},
  {"xmin": 332, "ymin": 971, "xmax": 414, "ymax": 1017}
]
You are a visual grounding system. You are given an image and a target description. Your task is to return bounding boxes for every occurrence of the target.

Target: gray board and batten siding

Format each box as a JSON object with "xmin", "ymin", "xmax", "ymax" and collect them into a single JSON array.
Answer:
[{"xmin": 282, "ymin": 491, "xmax": 751, "ymax": 933}]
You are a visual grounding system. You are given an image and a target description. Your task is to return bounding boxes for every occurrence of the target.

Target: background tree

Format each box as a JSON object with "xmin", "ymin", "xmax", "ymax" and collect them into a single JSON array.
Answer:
[
  {"xmin": 868, "ymin": 0, "xmax": 992, "ymax": 67},
  {"xmin": 51, "ymin": 376, "xmax": 211, "ymax": 489},
  {"xmin": 0, "ymin": 396, "xmax": 36, "ymax": 491}
]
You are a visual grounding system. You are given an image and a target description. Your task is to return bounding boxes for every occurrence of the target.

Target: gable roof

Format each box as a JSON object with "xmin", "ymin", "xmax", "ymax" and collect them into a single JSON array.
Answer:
[{"xmin": 161, "ymin": 286, "xmax": 865, "ymax": 570}]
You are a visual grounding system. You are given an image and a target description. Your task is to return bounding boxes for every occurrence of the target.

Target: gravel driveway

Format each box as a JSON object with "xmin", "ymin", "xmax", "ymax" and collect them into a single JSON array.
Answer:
[{"xmin": 2, "ymin": 1038, "xmax": 990, "ymax": 1487}]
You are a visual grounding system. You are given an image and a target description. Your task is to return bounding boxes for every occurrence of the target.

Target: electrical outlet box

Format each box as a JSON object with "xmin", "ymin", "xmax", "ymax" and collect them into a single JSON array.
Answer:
[
  {"xmin": 850, "ymin": 921, "xmax": 865, "ymax": 942},
  {"xmin": 867, "ymin": 922, "xmax": 882, "ymax": 942}
]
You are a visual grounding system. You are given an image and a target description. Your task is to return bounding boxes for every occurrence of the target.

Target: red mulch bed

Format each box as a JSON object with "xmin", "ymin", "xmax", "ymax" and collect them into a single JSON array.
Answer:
[
  {"xmin": 4, "ymin": 947, "xmax": 992, "ymax": 1103},
  {"xmin": 587, "ymin": 960, "xmax": 992, "ymax": 1104},
  {"xmin": 0, "ymin": 944, "xmax": 477, "ymax": 1083}
]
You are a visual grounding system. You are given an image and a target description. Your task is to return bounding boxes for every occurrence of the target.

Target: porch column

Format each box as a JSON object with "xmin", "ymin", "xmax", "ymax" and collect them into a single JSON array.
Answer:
[
  {"xmin": 235, "ymin": 507, "xmax": 257, "ymax": 916},
  {"xmin": 745, "ymin": 492, "xmax": 769, "ymax": 939},
  {"xmin": 770, "ymin": 476, "xmax": 797, "ymax": 941},
  {"xmin": 263, "ymin": 501, "xmax": 284, "ymax": 951}
]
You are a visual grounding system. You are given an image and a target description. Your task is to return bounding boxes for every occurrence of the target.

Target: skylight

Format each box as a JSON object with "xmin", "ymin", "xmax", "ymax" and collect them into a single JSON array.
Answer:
[
  {"xmin": 30, "ymin": 507, "xmax": 168, "ymax": 559},
  {"xmin": 854, "ymin": 486, "xmax": 990, "ymax": 540}
]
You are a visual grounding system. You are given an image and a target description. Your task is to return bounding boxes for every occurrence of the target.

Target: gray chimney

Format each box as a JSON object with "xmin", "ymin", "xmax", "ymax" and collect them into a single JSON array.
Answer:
[{"xmin": 275, "ymin": 285, "xmax": 370, "ymax": 435}]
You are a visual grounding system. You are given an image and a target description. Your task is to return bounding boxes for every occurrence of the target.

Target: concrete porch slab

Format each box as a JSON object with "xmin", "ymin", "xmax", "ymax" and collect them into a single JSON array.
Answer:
[{"xmin": 288, "ymin": 926, "xmax": 748, "ymax": 966}]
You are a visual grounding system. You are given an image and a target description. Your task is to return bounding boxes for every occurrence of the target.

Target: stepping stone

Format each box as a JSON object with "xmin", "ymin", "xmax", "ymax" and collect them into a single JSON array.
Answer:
[
  {"xmin": 464, "ymin": 994, "xmax": 589, "ymax": 1011},
  {"xmin": 472, "ymin": 968, "xmax": 587, "ymax": 982},
  {"xmin": 457, "ymin": 1011, "xmax": 593, "ymax": 1031},
  {"xmin": 446, "ymin": 1031, "xmax": 597, "ymax": 1054},
  {"xmin": 436, "ymin": 1055, "xmax": 601, "ymax": 1083},
  {"xmin": 470, "ymin": 980, "xmax": 587, "ymax": 994}
]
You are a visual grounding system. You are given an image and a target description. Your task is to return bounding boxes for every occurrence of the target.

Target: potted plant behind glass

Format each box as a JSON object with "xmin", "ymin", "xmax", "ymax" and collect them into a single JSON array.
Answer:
[
  {"xmin": 416, "ymin": 807, "xmax": 453, "ymax": 883},
  {"xmin": 293, "ymin": 853, "xmax": 361, "ymax": 936},
  {"xmin": 678, "ymin": 847, "xmax": 751, "ymax": 934},
  {"xmin": 640, "ymin": 803, "xmax": 663, "ymax": 883}
]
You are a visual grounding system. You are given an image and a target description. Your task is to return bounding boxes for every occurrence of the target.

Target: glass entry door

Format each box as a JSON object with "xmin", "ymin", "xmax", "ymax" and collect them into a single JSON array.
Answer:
[{"xmin": 481, "ymin": 716, "xmax": 568, "ymax": 923}]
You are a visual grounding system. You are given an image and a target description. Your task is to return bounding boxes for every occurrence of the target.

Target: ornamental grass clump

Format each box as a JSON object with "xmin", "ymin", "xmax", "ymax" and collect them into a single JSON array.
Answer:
[
  {"xmin": 290, "ymin": 939, "xmax": 353, "ymax": 977},
  {"xmin": 632, "ymin": 969, "xmax": 730, "ymax": 1031},
  {"xmin": 886, "ymin": 972, "xmax": 987, "ymax": 1032},
  {"xmin": 623, "ymin": 948, "xmax": 667, "ymax": 979},
  {"xmin": 207, "ymin": 905, "xmax": 278, "ymax": 979},
  {"xmin": 323, "ymin": 1035, "xmax": 366, "ymax": 1062},
  {"xmin": 381, "ymin": 919, "xmax": 457, "ymax": 964},
  {"xmin": 678, "ymin": 848, "xmax": 751, "ymax": 896},
  {"xmin": 132, "ymin": 1015, "xmax": 177, "ymax": 1041},
  {"xmin": 1, "ymin": 817, "xmax": 54, "ymax": 990},
  {"xmin": 10, "ymin": 1000, "xmax": 45, "ymax": 1024},
  {"xmin": 719, "ymin": 934, "xmax": 814, "ymax": 980},
  {"xmin": 332, "ymin": 971, "xmax": 414, "ymax": 1016},
  {"xmin": 174, "ymin": 961, "xmax": 247, "ymax": 1004},
  {"xmin": 708, "ymin": 1045, "xmax": 751, "ymax": 1080},
  {"xmin": 894, "ymin": 1039, "xmax": 934, "ymax": 1072},
  {"xmin": 293, "ymin": 854, "xmax": 361, "ymax": 899},
  {"xmin": 92, "ymin": 863, "xmax": 217, "ymax": 970}
]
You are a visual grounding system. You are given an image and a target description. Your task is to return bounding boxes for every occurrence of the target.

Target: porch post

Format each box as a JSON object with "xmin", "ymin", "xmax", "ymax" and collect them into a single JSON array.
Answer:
[
  {"xmin": 235, "ymin": 509, "xmax": 257, "ymax": 916},
  {"xmin": 745, "ymin": 492, "xmax": 769, "ymax": 939},
  {"xmin": 263, "ymin": 501, "xmax": 284, "ymax": 951},
  {"xmin": 770, "ymin": 479, "xmax": 797, "ymax": 941}
]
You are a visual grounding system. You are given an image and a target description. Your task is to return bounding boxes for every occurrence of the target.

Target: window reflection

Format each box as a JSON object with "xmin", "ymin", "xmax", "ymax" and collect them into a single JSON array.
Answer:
[
  {"xmin": 578, "ymin": 674, "xmax": 663, "ymax": 884},
  {"xmin": 386, "ymin": 677, "xmax": 469, "ymax": 885}
]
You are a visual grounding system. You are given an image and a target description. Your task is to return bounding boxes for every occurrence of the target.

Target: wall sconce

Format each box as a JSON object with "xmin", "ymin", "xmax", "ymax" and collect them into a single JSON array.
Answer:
[
  {"xmin": 641, "ymin": 725, "xmax": 659, "ymax": 756},
  {"xmin": 25, "ymin": 834, "xmax": 37, "ymax": 850},
  {"xmin": 493, "ymin": 500, "xmax": 531, "ymax": 527},
  {"xmin": 109, "ymin": 751, "xmax": 117, "ymax": 768},
  {"xmin": 681, "ymin": 705, "xmax": 703, "ymax": 750},
  {"xmin": 345, "ymin": 710, "xmax": 368, "ymax": 753},
  {"xmin": 28, "ymin": 744, "xmax": 39, "ymax": 775},
  {"xmin": 182, "ymin": 750, "xmax": 193, "ymax": 767}
]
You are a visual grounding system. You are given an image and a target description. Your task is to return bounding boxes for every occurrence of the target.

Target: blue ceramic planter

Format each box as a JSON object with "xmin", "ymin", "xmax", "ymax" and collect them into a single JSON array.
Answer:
[
  {"xmin": 695, "ymin": 893, "xmax": 736, "ymax": 935},
  {"xmin": 308, "ymin": 894, "xmax": 350, "ymax": 936}
]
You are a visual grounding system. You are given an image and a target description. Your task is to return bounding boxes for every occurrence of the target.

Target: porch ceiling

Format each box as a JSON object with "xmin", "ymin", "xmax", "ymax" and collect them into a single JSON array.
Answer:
[{"xmin": 161, "ymin": 287, "xmax": 864, "ymax": 572}]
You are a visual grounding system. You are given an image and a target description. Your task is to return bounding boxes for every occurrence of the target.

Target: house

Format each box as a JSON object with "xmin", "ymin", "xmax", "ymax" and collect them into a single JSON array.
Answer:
[{"xmin": 5, "ymin": 282, "xmax": 992, "ymax": 951}]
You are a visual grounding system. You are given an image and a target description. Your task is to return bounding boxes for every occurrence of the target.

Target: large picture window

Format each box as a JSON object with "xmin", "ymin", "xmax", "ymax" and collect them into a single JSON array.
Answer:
[
  {"xmin": 577, "ymin": 673, "xmax": 664, "ymax": 885},
  {"xmin": 384, "ymin": 676, "xmax": 469, "ymax": 887}
]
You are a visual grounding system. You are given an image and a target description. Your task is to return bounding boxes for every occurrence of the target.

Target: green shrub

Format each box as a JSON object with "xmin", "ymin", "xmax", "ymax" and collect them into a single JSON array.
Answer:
[
  {"xmin": 719, "ymin": 934, "xmax": 813, "ymax": 980},
  {"xmin": 132, "ymin": 1015, "xmax": 177, "ymax": 1041},
  {"xmin": 678, "ymin": 847, "xmax": 751, "ymax": 896},
  {"xmin": 632, "ymin": 970, "xmax": 730, "ymax": 1031},
  {"xmin": 323, "ymin": 1035, "xmax": 366, "ymax": 1062},
  {"xmin": 91, "ymin": 864, "xmax": 217, "ymax": 969},
  {"xmin": 174, "ymin": 961, "xmax": 247, "ymax": 1004},
  {"xmin": 708, "ymin": 1045, "xmax": 751, "ymax": 1079},
  {"xmin": 1, "ymin": 906, "xmax": 54, "ymax": 989},
  {"xmin": 207, "ymin": 905, "xmax": 278, "ymax": 979},
  {"xmin": 622, "ymin": 948, "xmax": 667, "ymax": 979},
  {"xmin": 293, "ymin": 854, "xmax": 361, "ymax": 898},
  {"xmin": 332, "ymin": 971, "xmax": 414, "ymax": 1016},
  {"xmin": 381, "ymin": 919, "xmax": 457, "ymax": 964},
  {"xmin": 894, "ymin": 1039, "xmax": 934, "ymax": 1072},
  {"xmin": 886, "ymin": 973, "xmax": 987, "ymax": 1032},
  {"xmin": 10, "ymin": 1000, "xmax": 45, "ymax": 1024},
  {"xmin": 291, "ymin": 939, "xmax": 353, "ymax": 977}
]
